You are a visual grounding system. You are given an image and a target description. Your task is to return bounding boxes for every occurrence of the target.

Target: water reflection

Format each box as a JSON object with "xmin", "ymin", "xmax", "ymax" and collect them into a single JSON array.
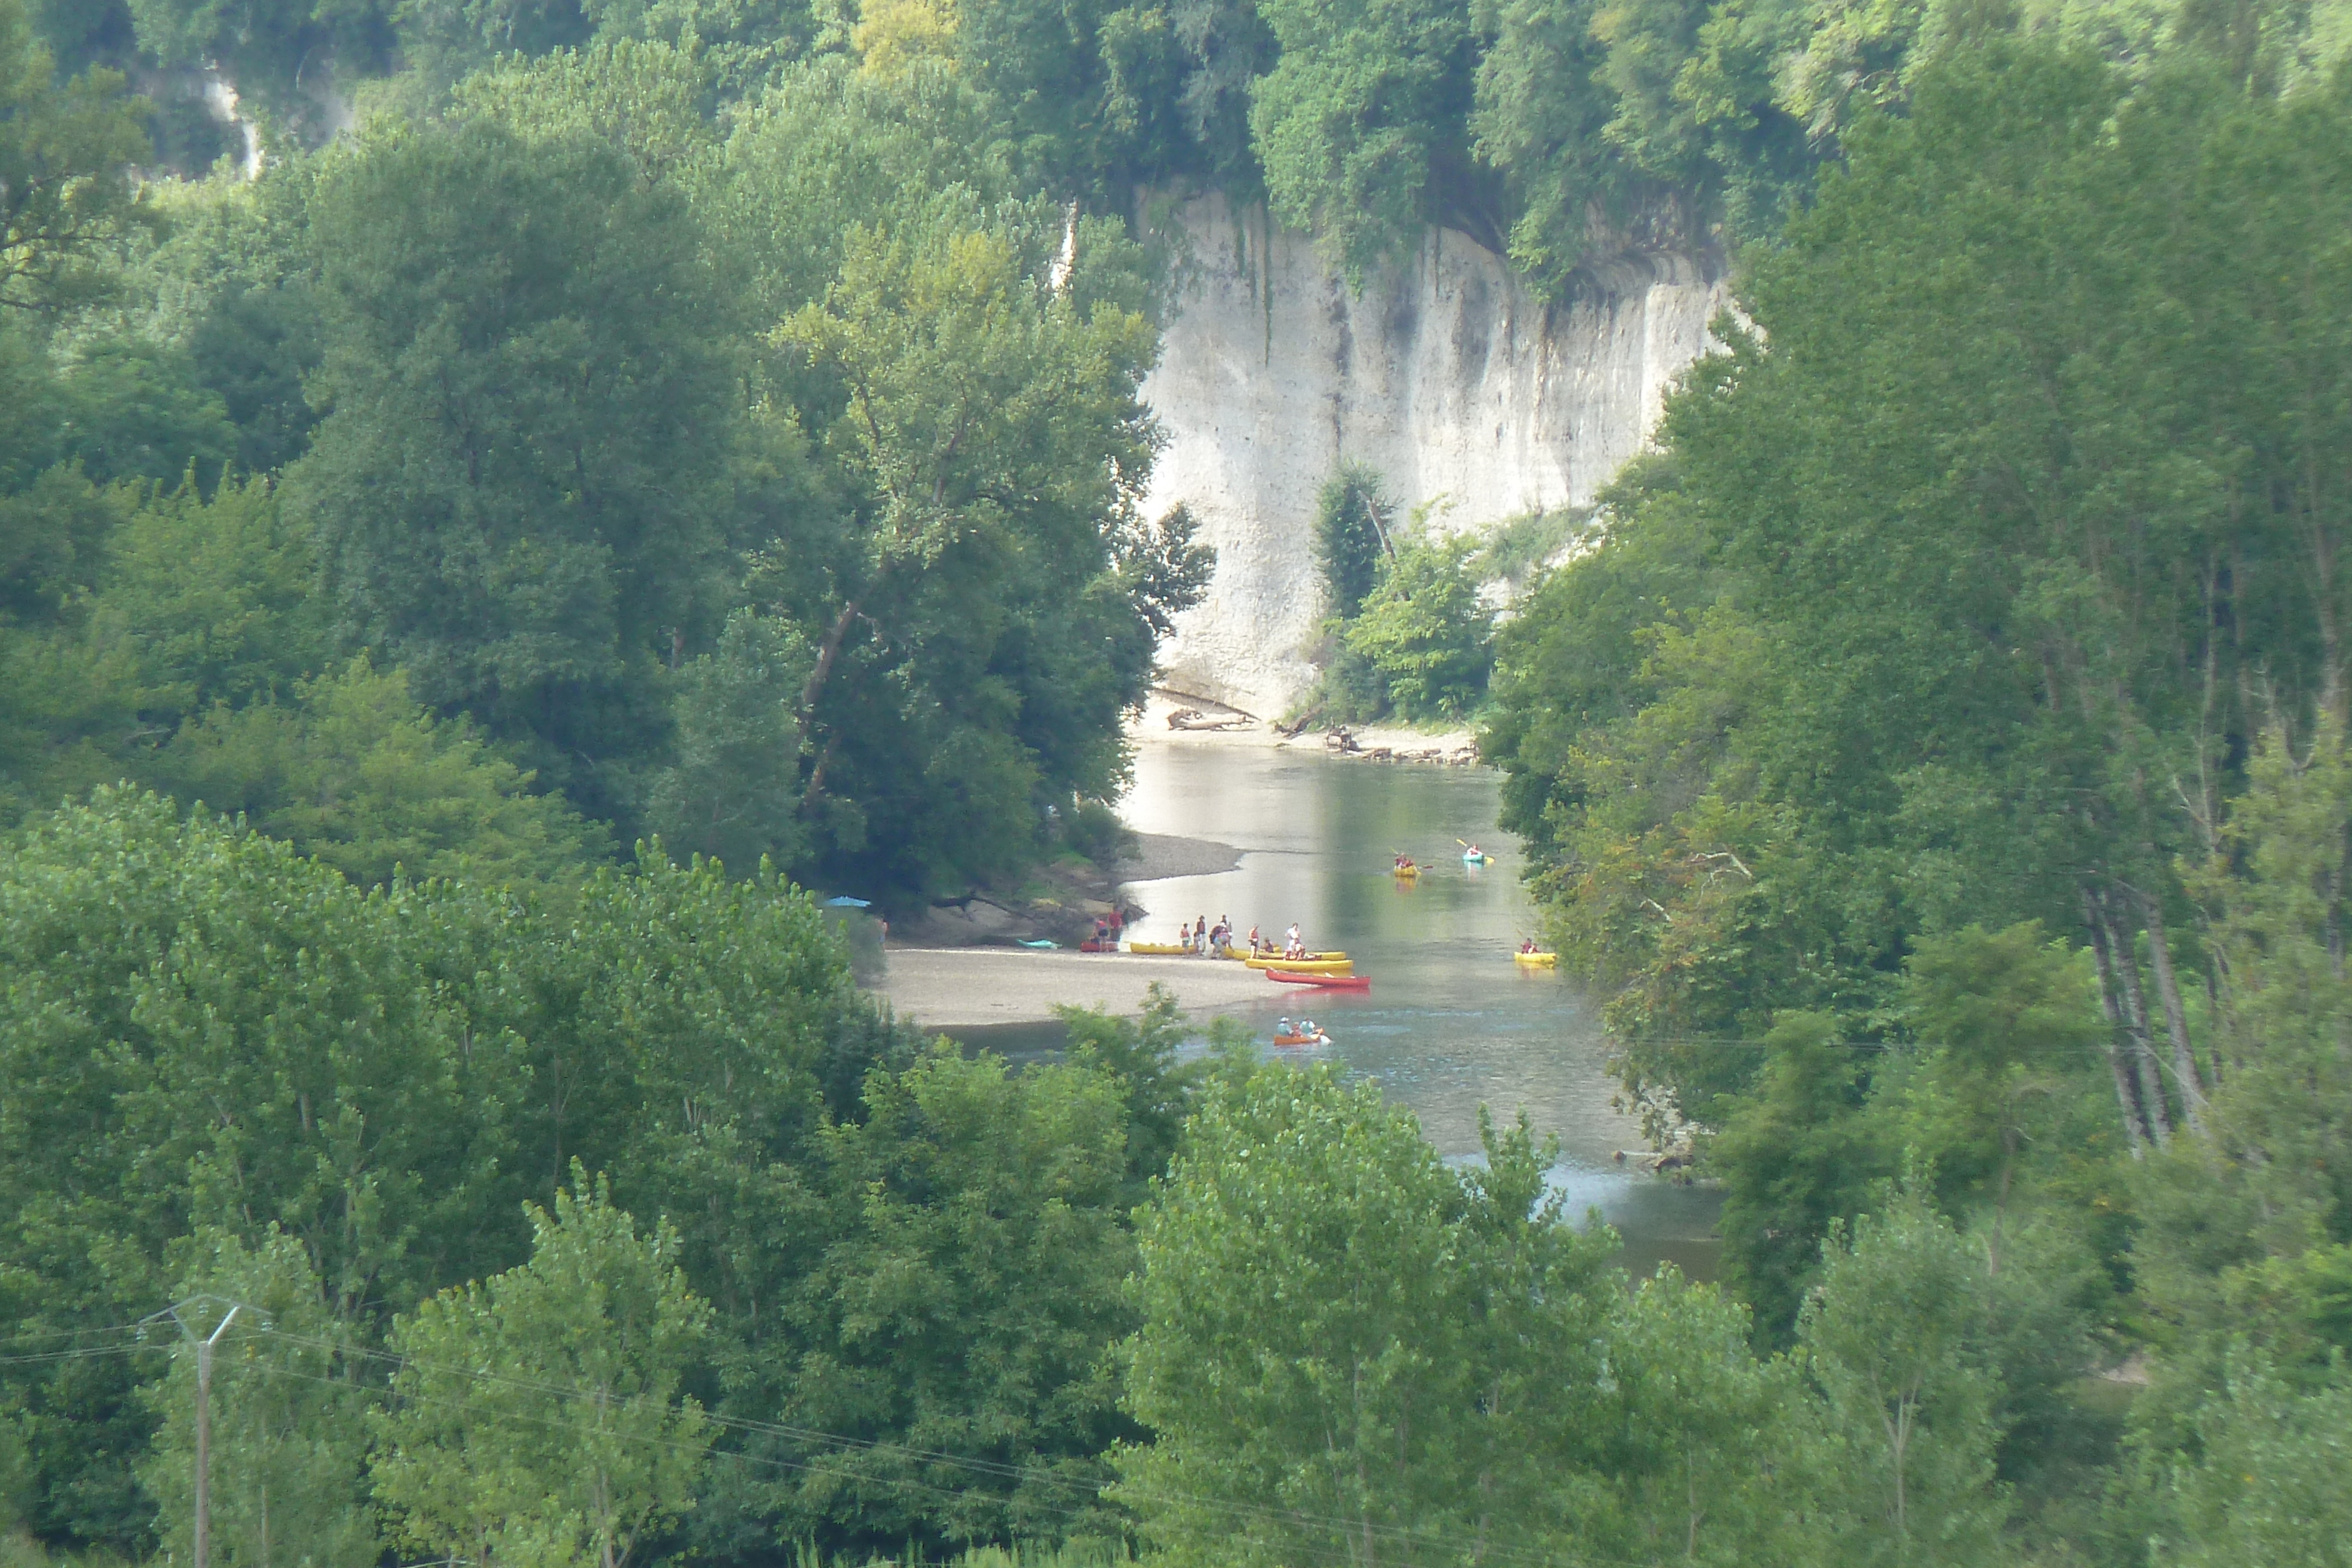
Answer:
[{"xmin": 955, "ymin": 740, "xmax": 1722, "ymax": 1279}]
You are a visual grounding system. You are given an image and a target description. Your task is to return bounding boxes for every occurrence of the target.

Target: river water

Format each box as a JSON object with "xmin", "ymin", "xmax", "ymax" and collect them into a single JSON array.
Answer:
[{"xmin": 965, "ymin": 738, "xmax": 1722, "ymax": 1280}]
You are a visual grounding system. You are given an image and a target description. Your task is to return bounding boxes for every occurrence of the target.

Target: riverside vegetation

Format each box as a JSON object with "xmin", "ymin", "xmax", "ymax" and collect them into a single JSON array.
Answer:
[{"xmin": 5, "ymin": 0, "xmax": 2352, "ymax": 1566}]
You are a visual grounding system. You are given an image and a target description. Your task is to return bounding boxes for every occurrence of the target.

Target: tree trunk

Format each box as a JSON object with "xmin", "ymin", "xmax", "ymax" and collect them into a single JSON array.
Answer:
[
  {"xmin": 2134, "ymin": 885, "xmax": 2209, "ymax": 1136},
  {"xmin": 796, "ymin": 599, "xmax": 862, "ymax": 744},
  {"xmin": 2093, "ymin": 888, "xmax": 2174, "ymax": 1142},
  {"xmin": 2083, "ymin": 888, "xmax": 2155, "ymax": 1154}
]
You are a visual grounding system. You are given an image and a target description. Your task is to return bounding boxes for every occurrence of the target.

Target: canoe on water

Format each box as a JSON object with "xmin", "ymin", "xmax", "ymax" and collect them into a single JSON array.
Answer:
[
  {"xmin": 1392, "ymin": 865, "xmax": 1421, "ymax": 879},
  {"xmin": 1463, "ymin": 852, "xmax": 1494, "ymax": 866},
  {"xmin": 1272, "ymin": 1031, "xmax": 1331, "ymax": 1047},
  {"xmin": 1515, "ymin": 951, "xmax": 1559, "ymax": 968},
  {"xmin": 1267, "ymin": 969, "xmax": 1371, "ymax": 989}
]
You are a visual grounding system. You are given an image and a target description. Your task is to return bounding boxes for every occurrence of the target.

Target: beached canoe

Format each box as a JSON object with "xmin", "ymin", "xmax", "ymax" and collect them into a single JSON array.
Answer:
[
  {"xmin": 1267, "ymin": 969, "xmax": 1371, "ymax": 989},
  {"xmin": 1127, "ymin": 942, "xmax": 1195, "ymax": 955},
  {"xmin": 1241, "ymin": 951, "xmax": 1346, "ymax": 968},
  {"xmin": 1515, "ymin": 950, "xmax": 1558, "ymax": 967},
  {"xmin": 1243, "ymin": 958, "xmax": 1352, "ymax": 975}
]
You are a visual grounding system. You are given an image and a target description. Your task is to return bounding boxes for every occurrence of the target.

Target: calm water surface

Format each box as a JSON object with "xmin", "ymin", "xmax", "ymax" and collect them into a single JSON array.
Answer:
[{"xmin": 960, "ymin": 740, "xmax": 1720, "ymax": 1279}]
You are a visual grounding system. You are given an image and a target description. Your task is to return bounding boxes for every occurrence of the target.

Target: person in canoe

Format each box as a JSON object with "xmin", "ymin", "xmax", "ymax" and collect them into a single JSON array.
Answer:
[
  {"xmin": 1394, "ymin": 853, "xmax": 1417, "ymax": 874},
  {"xmin": 1284, "ymin": 923, "xmax": 1306, "ymax": 961},
  {"xmin": 1520, "ymin": 937, "xmax": 1538, "ymax": 954}
]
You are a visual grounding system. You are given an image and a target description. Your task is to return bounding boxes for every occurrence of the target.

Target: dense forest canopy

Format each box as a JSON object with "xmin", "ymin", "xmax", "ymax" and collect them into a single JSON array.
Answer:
[
  {"xmin": 6, "ymin": 0, "xmax": 2352, "ymax": 1564},
  {"xmin": 1, "ymin": 0, "xmax": 1221, "ymax": 905}
]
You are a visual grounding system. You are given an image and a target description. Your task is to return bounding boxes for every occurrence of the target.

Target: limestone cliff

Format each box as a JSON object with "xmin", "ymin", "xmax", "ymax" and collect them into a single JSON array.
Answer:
[{"xmin": 1137, "ymin": 191, "xmax": 1731, "ymax": 718}]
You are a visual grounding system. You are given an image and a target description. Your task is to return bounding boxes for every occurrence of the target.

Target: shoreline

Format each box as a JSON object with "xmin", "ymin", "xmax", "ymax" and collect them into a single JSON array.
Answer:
[
  {"xmin": 1121, "ymin": 830, "xmax": 1244, "ymax": 881},
  {"xmin": 872, "ymin": 947, "xmax": 1273, "ymax": 1030},
  {"xmin": 1135, "ymin": 690, "xmax": 1476, "ymax": 759}
]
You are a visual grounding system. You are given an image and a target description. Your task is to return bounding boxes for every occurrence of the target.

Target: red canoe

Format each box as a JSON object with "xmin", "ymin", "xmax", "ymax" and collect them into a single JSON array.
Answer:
[{"xmin": 1266, "ymin": 969, "xmax": 1371, "ymax": 989}]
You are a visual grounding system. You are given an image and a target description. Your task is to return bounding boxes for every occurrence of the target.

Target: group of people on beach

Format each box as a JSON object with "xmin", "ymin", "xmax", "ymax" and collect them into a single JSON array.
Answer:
[
  {"xmin": 1173, "ymin": 916, "xmax": 1311, "ymax": 960},
  {"xmin": 1174, "ymin": 915, "xmax": 1227, "ymax": 954}
]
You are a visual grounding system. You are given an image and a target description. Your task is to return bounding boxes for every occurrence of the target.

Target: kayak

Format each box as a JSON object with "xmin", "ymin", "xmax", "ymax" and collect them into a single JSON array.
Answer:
[
  {"xmin": 1392, "ymin": 865, "xmax": 1421, "ymax": 879},
  {"xmin": 1463, "ymin": 852, "xmax": 1493, "ymax": 866},
  {"xmin": 1243, "ymin": 957, "xmax": 1352, "ymax": 975},
  {"xmin": 1514, "ymin": 951, "xmax": 1558, "ymax": 968},
  {"xmin": 1272, "ymin": 1031, "xmax": 1330, "ymax": 1047},
  {"xmin": 1267, "ymin": 969, "xmax": 1371, "ymax": 989}
]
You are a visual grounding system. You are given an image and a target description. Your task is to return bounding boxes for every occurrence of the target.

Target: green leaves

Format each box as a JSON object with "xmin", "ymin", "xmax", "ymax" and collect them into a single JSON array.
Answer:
[
  {"xmin": 646, "ymin": 609, "xmax": 816, "ymax": 877},
  {"xmin": 1341, "ymin": 529, "xmax": 1494, "ymax": 721},
  {"xmin": 292, "ymin": 115, "xmax": 734, "ymax": 805},
  {"xmin": 0, "ymin": 0, "xmax": 152, "ymax": 313},
  {"xmin": 166, "ymin": 658, "xmax": 607, "ymax": 890},
  {"xmin": 142, "ymin": 1229, "xmax": 378, "ymax": 1568},
  {"xmin": 1121, "ymin": 1058, "xmax": 1624, "ymax": 1567},
  {"xmin": 1796, "ymin": 1193, "xmax": 2007, "ymax": 1567},
  {"xmin": 375, "ymin": 1172, "xmax": 714, "ymax": 1568},
  {"xmin": 1248, "ymin": 0, "xmax": 1479, "ymax": 276}
]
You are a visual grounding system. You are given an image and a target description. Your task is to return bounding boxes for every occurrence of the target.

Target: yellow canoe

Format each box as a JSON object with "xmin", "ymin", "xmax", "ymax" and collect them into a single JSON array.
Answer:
[
  {"xmin": 1514, "ymin": 951, "xmax": 1559, "ymax": 967},
  {"xmin": 1246, "ymin": 957, "xmax": 1354, "ymax": 975},
  {"xmin": 1128, "ymin": 942, "xmax": 1197, "ymax": 955},
  {"xmin": 1392, "ymin": 865, "xmax": 1421, "ymax": 878},
  {"xmin": 1242, "ymin": 951, "xmax": 1346, "ymax": 968}
]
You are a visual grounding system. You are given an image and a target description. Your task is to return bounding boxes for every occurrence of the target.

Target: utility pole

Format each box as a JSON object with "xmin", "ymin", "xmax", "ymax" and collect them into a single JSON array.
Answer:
[{"xmin": 152, "ymin": 1296, "xmax": 258, "ymax": 1568}]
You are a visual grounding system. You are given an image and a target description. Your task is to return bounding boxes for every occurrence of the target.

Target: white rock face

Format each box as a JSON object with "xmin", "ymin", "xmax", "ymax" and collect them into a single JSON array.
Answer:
[{"xmin": 1138, "ymin": 190, "xmax": 1732, "ymax": 718}]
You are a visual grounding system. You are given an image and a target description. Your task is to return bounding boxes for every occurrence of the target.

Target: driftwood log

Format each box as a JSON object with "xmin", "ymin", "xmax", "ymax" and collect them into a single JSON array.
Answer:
[{"xmin": 1168, "ymin": 707, "xmax": 1254, "ymax": 733}]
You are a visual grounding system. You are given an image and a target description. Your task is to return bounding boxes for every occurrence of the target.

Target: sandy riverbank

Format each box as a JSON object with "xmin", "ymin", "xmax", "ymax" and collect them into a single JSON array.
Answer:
[
  {"xmin": 874, "ymin": 947, "xmax": 1273, "ymax": 1030},
  {"xmin": 1121, "ymin": 830, "xmax": 1244, "ymax": 881}
]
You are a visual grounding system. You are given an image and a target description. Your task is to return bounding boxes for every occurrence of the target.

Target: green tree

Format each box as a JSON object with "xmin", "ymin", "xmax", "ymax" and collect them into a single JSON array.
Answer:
[
  {"xmin": 645, "ymin": 609, "xmax": 814, "ymax": 877},
  {"xmin": 1248, "ymin": 0, "xmax": 1486, "ymax": 276},
  {"xmin": 774, "ymin": 202, "xmax": 1162, "ymax": 890},
  {"xmin": 374, "ymin": 1171, "xmax": 714, "ymax": 1568},
  {"xmin": 289, "ymin": 115, "xmax": 737, "ymax": 817},
  {"xmin": 1120, "ymin": 1056, "xmax": 1621, "ymax": 1566},
  {"xmin": 2154, "ymin": 1346, "xmax": 2352, "ymax": 1566},
  {"xmin": 1312, "ymin": 461, "xmax": 1389, "ymax": 619},
  {"xmin": 85, "ymin": 474, "xmax": 329, "ymax": 728},
  {"xmin": 167, "ymin": 658, "xmax": 607, "ymax": 889},
  {"xmin": 0, "ymin": 791, "xmax": 518, "ymax": 1543},
  {"xmin": 1469, "ymin": 0, "xmax": 1633, "ymax": 290},
  {"xmin": 1608, "ymin": 1266, "xmax": 1819, "ymax": 1565},
  {"xmin": 0, "ymin": 0, "xmax": 151, "ymax": 313},
  {"xmin": 720, "ymin": 1044, "xmax": 1140, "ymax": 1553},
  {"xmin": 1887, "ymin": 922, "xmax": 2107, "ymax": 1241},
  {"xmin": 1341, "ymin": 528, "xmax": 1494, "ymax": 721},
  {"xmin": 142, "ymin": 1229, "xmax": 377, "ymax": 1568},
  {"xmin": 1709, "ymin": 1013, "xmax": 1891, "ymax": 1343},
  {"xmin": 1796, "ymin": 1192, "xmax": 2006, "ymax": 1566}
]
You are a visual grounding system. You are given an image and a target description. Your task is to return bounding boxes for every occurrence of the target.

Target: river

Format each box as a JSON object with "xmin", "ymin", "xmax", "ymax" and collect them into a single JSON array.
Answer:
[{"xmin": 959, "ymin": 735, "xmax": 1722, "ymax": 1281}]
